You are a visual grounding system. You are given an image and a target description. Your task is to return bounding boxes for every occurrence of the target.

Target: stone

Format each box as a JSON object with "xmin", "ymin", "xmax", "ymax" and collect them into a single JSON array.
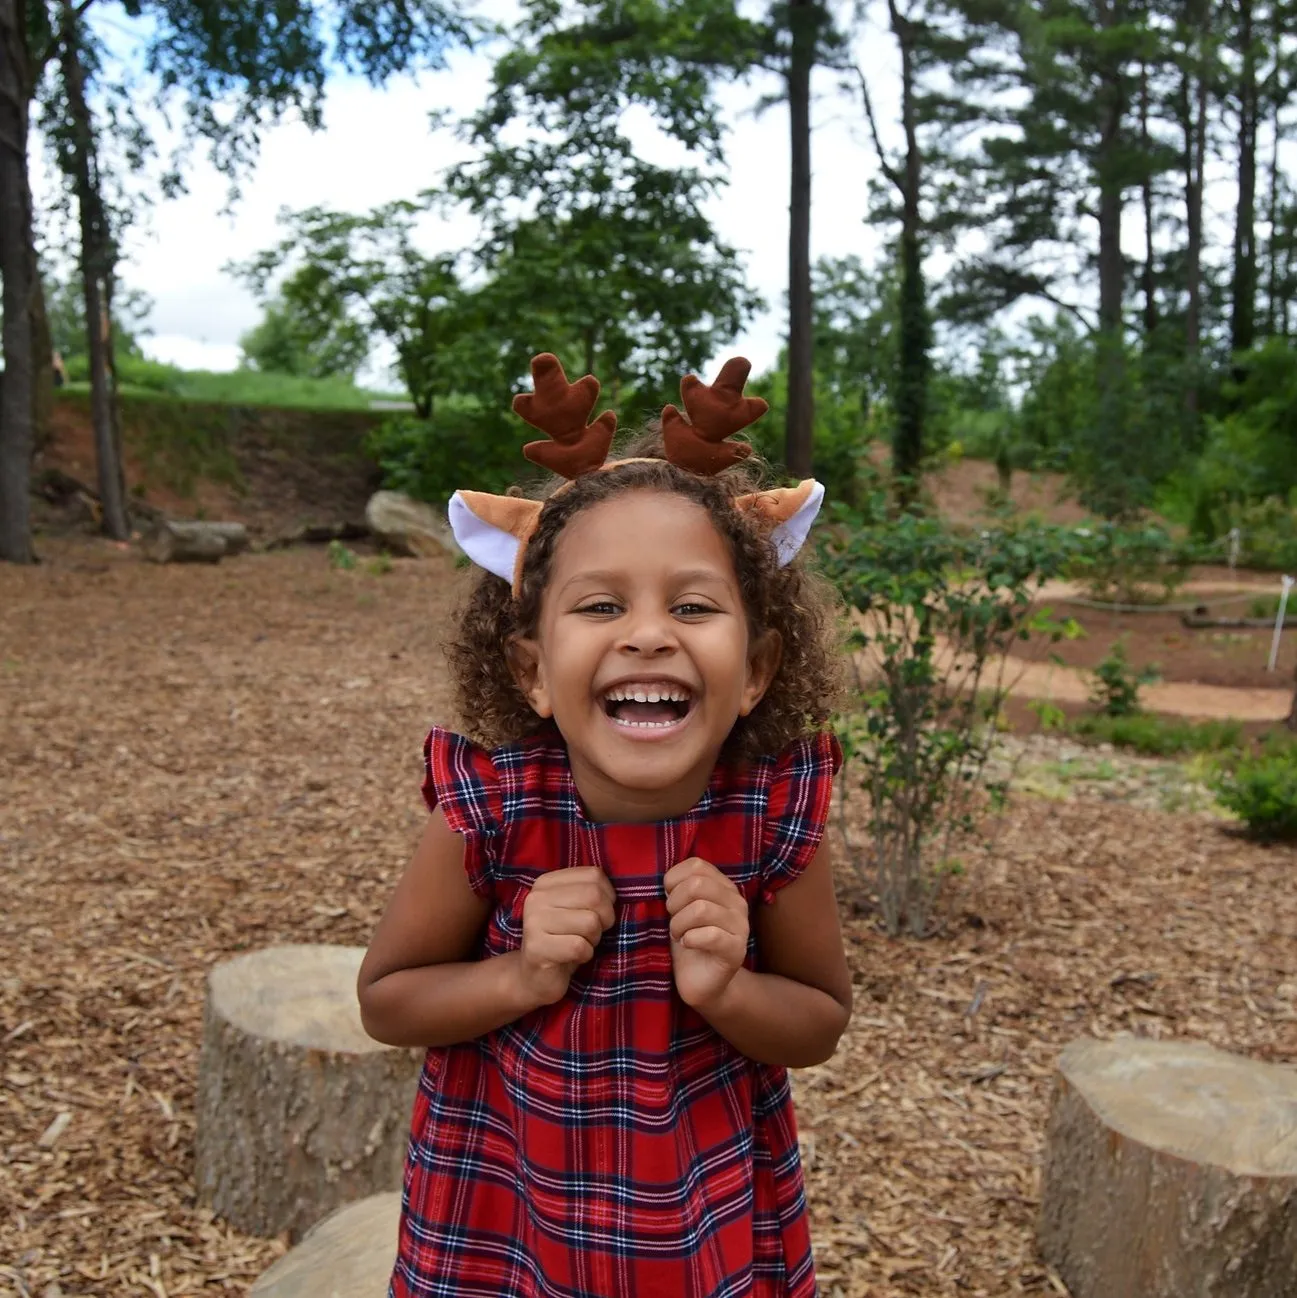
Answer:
[
  {"xmin": 364, "ymin": 490, "xmax": 456, "ymax": 558},
  {"xmin": 250, "ymin": 1193, "xmax": 401, "ymax": 1297}
]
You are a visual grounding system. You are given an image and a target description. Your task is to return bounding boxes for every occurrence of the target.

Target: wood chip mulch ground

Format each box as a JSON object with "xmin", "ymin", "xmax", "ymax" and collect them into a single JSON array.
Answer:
[{"xmin": 3, "ymin": 539, "xmax": 1295, "ymax": 1298}]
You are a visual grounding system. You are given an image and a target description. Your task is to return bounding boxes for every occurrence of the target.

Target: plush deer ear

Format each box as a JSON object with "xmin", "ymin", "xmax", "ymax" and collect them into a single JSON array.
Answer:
[
  {"xmin": 449, "ymin": 491, "xmax": 544, "ymax": 592},
  {"xmin": 734, "ymin": 480, "xmax": 825, "ymax": 565}
]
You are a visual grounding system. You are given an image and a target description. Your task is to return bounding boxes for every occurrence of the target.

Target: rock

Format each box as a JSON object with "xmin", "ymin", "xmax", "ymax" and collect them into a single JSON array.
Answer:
[
  {"xmin": 364, "ymin": 490, "xmax": 456, "ymax": 558},
  {"xmin": 142, "ymin": 520, "xmax": 250, "ymax": 564},
  {"xmin": 1038, "ymin": 1036, "xmax": 1297, "ymax": 1298},
  {"xmin": 194, "ymin": 945, "xmax": 422, "ymax": 1241},
  {"xmin": 249, "ymin": 1194, "xmax": 400, "ymax": 1297}
]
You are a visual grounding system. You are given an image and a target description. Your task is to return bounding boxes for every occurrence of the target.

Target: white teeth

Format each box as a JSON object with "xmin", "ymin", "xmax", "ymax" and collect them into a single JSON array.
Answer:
[
  {"xmin": 603, "ymin": 683, "xmax": 691, "ymax": 703},
  {"xmin": 610, "ymin": 716, "xmax": 680, "ymax": 729}
]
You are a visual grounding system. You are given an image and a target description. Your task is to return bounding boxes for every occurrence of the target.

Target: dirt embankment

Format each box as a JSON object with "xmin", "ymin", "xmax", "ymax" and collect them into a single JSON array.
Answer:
[{"xmin": 34, "ymin": 394, "xmax": 386, "ymax": 537}]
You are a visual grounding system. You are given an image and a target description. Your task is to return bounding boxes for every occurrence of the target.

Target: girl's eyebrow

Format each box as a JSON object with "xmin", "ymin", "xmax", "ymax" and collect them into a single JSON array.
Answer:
[{"xmin": 558, "ymin": 567, "xmax": 732, "ymax": 594}]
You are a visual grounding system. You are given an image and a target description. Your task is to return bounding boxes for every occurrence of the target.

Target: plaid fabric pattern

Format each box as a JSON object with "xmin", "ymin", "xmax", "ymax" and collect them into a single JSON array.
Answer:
[{"xmin": 392, "ymin": 724, "xmax": 842, "ymax": 1298}]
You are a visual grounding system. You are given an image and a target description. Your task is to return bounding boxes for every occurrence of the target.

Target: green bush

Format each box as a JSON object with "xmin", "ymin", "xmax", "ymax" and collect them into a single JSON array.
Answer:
[
  {"xmin": 365, "ymin": 406, "xmax": 522, "ymax": 504},
  {"xmin": 1209, "ymin": 744, "xmax": 1297, "ymax": 841},
  {"xmin": 1070, "ymin": 712, "xmax": 1243, "ymax": 757},
  {"xmin": 819, "ymin": 510, "xmax": 1086, "ymax": 937},
  {"xmin": 1089, "ymin": 638, "xmax": 1160, "ymax": 717},
  {"xmin": 1066, "ymin": 520, "xmax": 1191, "ymax": 604}
]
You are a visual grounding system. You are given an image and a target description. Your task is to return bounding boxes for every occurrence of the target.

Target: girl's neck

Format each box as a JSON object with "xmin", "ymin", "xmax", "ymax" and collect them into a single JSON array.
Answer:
[{"xmin": 567, "ymin": 746, "xmax": 719, "ymax": 823}]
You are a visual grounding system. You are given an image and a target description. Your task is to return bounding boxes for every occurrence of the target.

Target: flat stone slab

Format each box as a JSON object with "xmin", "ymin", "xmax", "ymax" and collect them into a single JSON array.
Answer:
[{"xmin": 250, "ymin": 1193, "xmax": 400, "ymax": 1296}]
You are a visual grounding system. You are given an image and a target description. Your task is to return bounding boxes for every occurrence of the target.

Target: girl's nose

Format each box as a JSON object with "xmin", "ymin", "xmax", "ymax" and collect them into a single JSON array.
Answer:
[{"xmin": 618, "ymin": 609, "xmax": 677, "ymax": 656}]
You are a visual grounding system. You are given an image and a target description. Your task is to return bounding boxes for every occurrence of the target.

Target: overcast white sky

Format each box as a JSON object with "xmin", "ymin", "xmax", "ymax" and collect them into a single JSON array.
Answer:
[{"xmin": 29, "ymin": 2, "xmax": 908, "ymax": 386}]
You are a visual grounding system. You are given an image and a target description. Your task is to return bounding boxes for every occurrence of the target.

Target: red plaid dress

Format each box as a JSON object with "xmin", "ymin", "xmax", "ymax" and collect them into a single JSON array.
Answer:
[{"xmin": 391, "ymin": 724, "xmax": 841, "ymax": 1298}]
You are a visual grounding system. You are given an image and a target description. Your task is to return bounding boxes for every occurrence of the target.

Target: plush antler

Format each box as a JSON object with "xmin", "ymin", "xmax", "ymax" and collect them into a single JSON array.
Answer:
[
  {"xmin": 662, "ymin": 357, "xmax": 768, "ymax": 475},
  {"xmin": 512, "ymin": 353, "xmax": 617, "ymax": 479}
]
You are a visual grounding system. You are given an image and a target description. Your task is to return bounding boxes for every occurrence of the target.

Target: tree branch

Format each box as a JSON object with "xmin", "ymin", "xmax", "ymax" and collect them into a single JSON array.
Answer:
[{"xmin": 854, "ymin": 63, "xmax": 902, "ymax": 193}]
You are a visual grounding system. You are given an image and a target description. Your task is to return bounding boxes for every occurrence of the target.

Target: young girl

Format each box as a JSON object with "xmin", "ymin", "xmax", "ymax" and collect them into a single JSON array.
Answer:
[{"xmin": 358, "ymin": 353, "xmax": 852, "ymax": 1298}]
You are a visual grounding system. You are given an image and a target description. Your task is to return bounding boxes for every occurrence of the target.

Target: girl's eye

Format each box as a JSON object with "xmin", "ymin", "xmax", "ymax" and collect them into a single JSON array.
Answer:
[
  {"xmin": 575, "ymin": 601, "xmax": 622, "ymax": 616},
  {"xmin": 673, "ymin": 602, "xmax": 717, "ymax": 617}
]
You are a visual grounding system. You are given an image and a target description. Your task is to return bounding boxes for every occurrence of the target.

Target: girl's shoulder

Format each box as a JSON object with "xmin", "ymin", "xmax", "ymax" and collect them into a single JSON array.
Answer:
[
  {"xmin": 422, "ymin": 724, "xmax": 570, "ymax": 831},
  {"xmin": 723, "ymin": 730, "xmax": 842, "ymax": 904},
  {"xmin": 720, "ymin": 729, "xmax": 843, "ymax": 798}
]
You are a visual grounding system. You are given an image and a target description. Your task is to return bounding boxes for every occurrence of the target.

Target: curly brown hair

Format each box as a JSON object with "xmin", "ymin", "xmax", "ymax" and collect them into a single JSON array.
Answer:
[{"xmin": 445, "ymin": 430, "xmax": 846, "ymax": 761}]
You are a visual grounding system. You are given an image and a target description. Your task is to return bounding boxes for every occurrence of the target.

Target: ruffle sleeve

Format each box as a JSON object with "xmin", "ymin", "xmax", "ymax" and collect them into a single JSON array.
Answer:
[
  {"xmin": 758, "ymin": 730, "xmax": 843, "ymax": 905},
  {"xmin": 421, "ymin": 726, "xmax": 503, "ymax": 899}
]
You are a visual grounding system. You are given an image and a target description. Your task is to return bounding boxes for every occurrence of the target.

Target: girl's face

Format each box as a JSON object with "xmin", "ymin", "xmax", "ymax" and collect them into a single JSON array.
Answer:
[{"xmin": 510, "ymin": 490, "xmax": 780, "ymax": 822}]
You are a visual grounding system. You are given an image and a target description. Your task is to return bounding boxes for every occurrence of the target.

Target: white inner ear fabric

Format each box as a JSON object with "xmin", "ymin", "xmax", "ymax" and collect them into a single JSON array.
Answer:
[
  {"xmin": 770, "ymin": 480, "xmax": 825, "ymax": 566},
  {"xmin": 448, "ymin": 491, "xmax": 520, "ymax": 583}
]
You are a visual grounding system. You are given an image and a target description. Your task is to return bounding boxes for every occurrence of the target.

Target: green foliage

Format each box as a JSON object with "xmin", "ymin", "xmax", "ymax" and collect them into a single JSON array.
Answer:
[
  {"xmin": 238, "ymin": 266, "xmax": 370, "ymax": 382},
  {"xmin": 1209, "ymin": 742, "xmax": 1297, "ymax": 841},
  {"xmin": 77, "ymin": 367, "xmax": 398, "ymax": 411},
  {"xmin": 819, "ymin": 509, "xmax": 1086, "ymax": 936},
  {"xmin": 1088, "ymin": 638, "xmax": 1160, "ymax": 718},
  {"xmin": 364, "ymin": 408, "xmax": 521, "ymax": 504},
  {"xmin": 328, "ymin": 540, "xmax": 358, "ymax": 571},
  {"xmin": 365, "ymin": 553, "xmax": 393, "ymax": 576},
  {"xmin": 1067, "ymin": 519, "xmax": 1191, "ymax": 604},
  {"xmin": 1070, "ymin": 712, "xmax": 1243, "ymax": 757}
]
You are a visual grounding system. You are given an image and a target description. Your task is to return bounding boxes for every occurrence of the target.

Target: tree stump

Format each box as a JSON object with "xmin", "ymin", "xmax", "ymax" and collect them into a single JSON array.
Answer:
[
  {"xmin": 249, "ymin": 1193, "xmax": 400, "ymax": 1297},
  {"xmin": 1038, "ymin": 1036, "xmax": 1297, "ymax": 1298},
  {"xmin": 143, "ymin": 519, "xmax": 249, "ymax": 564},
  {"xmin": 195, "ymin": 945, "xmax": 421, "ymax": 1241}
]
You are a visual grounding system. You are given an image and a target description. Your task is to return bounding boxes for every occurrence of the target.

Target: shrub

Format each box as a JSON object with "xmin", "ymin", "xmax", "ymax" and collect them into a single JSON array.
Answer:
[
  {"xmin": 327, "ymin": 540, "xmax": 357, "ymax": 571},
  {"xmin": 365, "ymin": 405, "xmax": 521, "ymax": 504},
  {"xmin": 819, "ymin": 509, "xmax": 1085, "ymax": 937},
  {"xmin": 1067, "ymin": 520, "xmax": 1191, "ymax": 605},
  {"xmin": 1209, "ymin": 744, "xmax": 1297, "ymax": 841},
  {"xmin": 1089, "ymin": 638, "xmax": 1160, "ymax": 717},
  {"xmin": 1070, "ymin": 712, "xmax": 1243, "ymax": 757}
]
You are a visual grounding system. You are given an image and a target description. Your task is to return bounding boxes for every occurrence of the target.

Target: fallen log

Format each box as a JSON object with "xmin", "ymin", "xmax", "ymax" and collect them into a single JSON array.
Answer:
[
  {"xmin": 194, "ymin": 945, "xmax": 421, "ymax": 1240},
  {"xmin": 1038, "ymin": 1036, "xmax": 1297, "ymax": 1298},
  {"xmin": 142, "ymin": 519, "xmax": 249, "ymax": 564},
  {"xmin": 263, "ymin": 520, "xmax": 371, "ymax": 551},
  {"xmin": 1182, "ymin": 610, "xmax": 1295, "ymax": 630}
]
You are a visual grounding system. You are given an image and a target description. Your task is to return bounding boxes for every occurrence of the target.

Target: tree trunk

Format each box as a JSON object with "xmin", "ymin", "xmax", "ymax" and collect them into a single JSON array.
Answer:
[
  {"xmin": 0, "ymin": 0, "xmax": 34, "ymax": 564},
  {"xmin": 195, "ymin": 945, "xmax": 421, "ymax": 1242},
  {"xmin": 1093, "ymin": 7, "xmax": 1128, "ymax": 516},
  {"xmin": 30, "ymin": 269, "xmax": 54, "ymax": 451},
  {"xmin": 1182, "ymin": 5, "xmax": 1209, "ymax": 424},
  {"xmin": 1039, "ymin": 1036, "xmax": 1297, "ymax": 1297},
  {"xmin": 784, "ymin": 0, "xmax": 816, "ymax": 479},
  {"xmin": 59, "ymin": 4, "xmax": 129, "ymax": 541},
  {"xmin": 1138, "ymin": 59, "xmax": 1157, "ymax": 335},
  {"xmin": 1286, "ymin": 661, "xmax": 1297, "ymax": 732},
  {"xmin": 1232, "ymin": 0, "xmax": 1258, "ymax": 355},
  {"xmin": 890, "ymin": 0, "xmax": 927, "ymax": 505}
]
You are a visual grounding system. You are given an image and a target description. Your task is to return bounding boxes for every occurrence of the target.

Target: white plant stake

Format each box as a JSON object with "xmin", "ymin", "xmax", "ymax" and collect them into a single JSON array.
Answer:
[
  {"xmin": 1227, "ymin": 526, "xmax": 1241, "ymax": 572},
  {"xmin": 1267, "ymin": 574, "xmax": 1294, "ymax": 673}
]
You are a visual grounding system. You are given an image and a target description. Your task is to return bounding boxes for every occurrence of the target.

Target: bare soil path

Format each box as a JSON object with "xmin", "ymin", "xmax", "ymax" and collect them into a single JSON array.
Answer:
[{"xmin": 2, "ymin": 539, "xmax": 1294, "ymax": 1298}]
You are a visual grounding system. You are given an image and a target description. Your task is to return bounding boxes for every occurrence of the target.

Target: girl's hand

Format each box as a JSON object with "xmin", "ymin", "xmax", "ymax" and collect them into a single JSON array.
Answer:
[
  {"xmin": 518, "ymin": 867, "xmax": 618, "ymax": 1006},
  {"xmin": 664, "ymin": 857, "xmax": 749, "ymax": 1011}
]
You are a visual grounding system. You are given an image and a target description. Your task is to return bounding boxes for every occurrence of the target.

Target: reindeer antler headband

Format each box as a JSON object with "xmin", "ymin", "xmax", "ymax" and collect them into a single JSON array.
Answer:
[{"xmin": 448, "ymin": 353, "xmax": 825, "ymax": 594}]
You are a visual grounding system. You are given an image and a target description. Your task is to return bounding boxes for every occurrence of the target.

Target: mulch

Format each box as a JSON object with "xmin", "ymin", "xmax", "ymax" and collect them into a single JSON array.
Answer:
[{"xmin": 3, "ymin": 538, "xmax": 1295, "ymax": 1298}]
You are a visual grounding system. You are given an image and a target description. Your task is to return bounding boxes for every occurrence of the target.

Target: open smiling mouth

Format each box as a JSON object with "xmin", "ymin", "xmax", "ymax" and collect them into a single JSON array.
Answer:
[{"xmin": 602, "ymin": 683, "xmax": 695, "ymax": 730}]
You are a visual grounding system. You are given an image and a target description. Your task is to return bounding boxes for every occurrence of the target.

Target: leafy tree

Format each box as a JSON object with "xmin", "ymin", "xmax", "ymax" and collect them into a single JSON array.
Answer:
[
  {"xmin": 443, "ymin": 0, "xmax": 763, "ymax": 406},
  {"xmin": 233, "ymin": 203, "xmax": 485, "ymax": 418},
  {"xmin": 238, "ymin": 271, "xmax": 369, "ymax": 383},
  {"xmin": 1, "ymin": 0, "xmax": 473, "ymax": 560}
]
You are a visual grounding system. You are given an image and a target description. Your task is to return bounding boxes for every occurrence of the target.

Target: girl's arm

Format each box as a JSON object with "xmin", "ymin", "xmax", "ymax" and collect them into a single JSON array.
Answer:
[
  {"xmin": 358, "ymin": 808, "xmax": 616, "ymax": 1048},
  {"xmin": 666, "ymin": 842, "xmax": 852, "ymax": 1068}
]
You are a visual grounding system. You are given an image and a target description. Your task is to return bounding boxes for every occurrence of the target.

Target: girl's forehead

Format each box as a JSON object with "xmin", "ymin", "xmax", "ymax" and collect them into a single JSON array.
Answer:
[{"xmin": 549, "ymin": 491, "xmax": 737, "ymax": 583}]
